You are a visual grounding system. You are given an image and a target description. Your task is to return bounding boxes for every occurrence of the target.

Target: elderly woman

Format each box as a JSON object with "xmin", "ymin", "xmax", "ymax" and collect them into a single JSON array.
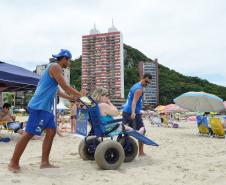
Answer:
[{"xmin": 92, "ymin": 87, "xmax": 145, "ymax": 135}]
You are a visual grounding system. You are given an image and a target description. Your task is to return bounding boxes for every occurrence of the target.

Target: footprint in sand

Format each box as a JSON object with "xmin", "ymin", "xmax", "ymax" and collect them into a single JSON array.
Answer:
[
  {"xmin": 142, "ymin": 182, "xmax": 151, "ymax": 185},
  {"xmin": 80, "ymin": 174, "xmax": 86, "ymax": 180},
  {"xmin": 29, "ymin": 163, "xmax": 37, "ymax": 167},
  {"xmin": 70, "ymin": 152, "xmax": 78, "ymax": 156},
  {"xmin": 103, "ymin": 178, "xmax": 110, "ymax": 182},
  {"xmin": 11, "ymin": 179, "xmax": 21, "ymax": 183}
]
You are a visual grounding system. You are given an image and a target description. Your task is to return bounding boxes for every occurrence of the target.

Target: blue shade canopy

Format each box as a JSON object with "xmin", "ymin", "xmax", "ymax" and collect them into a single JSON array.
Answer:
[{"xmin": 0, "ymin": 61, "xmax": 40, "ymax": 92}]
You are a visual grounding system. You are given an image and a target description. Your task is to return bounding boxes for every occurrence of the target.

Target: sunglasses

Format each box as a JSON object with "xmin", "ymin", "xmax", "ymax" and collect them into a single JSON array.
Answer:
[{"xmin": 145, "ymin": 80, "xmax": 151, "ymax": 84}]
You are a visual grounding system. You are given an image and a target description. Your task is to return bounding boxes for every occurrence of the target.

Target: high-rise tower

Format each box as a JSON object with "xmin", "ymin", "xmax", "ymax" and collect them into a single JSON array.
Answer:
[
  {"xmin": 82, "ymin": 23, "xmax": 124, "ymax": 98},
  {"xmin": 139, "ymin": 59, "xmax": 159, "ymax": 108}
]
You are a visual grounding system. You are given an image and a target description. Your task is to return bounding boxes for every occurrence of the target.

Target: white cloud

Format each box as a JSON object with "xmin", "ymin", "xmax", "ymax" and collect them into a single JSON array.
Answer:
[{"xmin": 0, "ymin": 0, "xmax": 226, "ymax": 86}]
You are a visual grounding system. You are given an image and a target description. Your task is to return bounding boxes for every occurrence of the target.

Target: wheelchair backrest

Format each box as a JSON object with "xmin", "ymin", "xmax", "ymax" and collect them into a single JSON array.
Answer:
[
  {"xmin": 77, "ymin": 96, "xmax": 106, "ymax": 137},
  {"xmin": 88, "ymin": 104, "xmax": 104, "ymax": 137},
  {"xmin": 76, "ymin": 109, "xmax": 89, "ymax": 136}
]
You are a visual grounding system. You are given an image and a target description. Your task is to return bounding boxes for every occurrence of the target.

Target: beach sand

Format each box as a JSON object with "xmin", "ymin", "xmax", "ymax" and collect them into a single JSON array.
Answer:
[{"xmin": 1, "ymin": 120, "xmax": 226, "ymax": 185}]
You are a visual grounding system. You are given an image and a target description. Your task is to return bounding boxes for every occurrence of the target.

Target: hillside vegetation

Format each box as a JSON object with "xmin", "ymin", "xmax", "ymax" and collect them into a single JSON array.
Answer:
[{"xmin": 70, "ymin": 44, "xmax": 226, "ymax": 104}]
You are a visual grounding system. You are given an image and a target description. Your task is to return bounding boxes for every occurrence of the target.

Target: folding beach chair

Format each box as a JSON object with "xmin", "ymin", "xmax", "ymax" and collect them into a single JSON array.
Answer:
[
  {"xmin": 162, "ymin": 115, "xmax": 170, "ymax": 127},
  {"xmin": 209, "ymin": 117, "xmax": 225, "ymax": 137},
  {"xmin": 0, "ymin": 120, "xmax": 13, "ymax": 137},
  {"xmin": 196, "ymin": 115, "xmax": 211, "ymax": 136}
]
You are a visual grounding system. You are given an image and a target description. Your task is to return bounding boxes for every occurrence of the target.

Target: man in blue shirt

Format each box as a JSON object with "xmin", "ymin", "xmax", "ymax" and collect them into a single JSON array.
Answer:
[
  {"xmin": 122, "ymin": 73, "xmax": 152, "ymax": 156},
  {"xmin": 8, "ymin": 49, "xmax": 86, "ymax": 173}
]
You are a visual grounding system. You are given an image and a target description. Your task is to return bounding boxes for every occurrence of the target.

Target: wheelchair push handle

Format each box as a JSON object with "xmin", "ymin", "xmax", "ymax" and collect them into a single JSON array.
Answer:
[{"xmin": 77, "ymin": 96, "xmax": 97, "ymax": 108}]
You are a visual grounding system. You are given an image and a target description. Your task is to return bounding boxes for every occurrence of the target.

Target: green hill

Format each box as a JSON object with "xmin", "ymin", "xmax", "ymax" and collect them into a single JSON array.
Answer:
[{"xmin": 70, "ymin": 44, "xmax": 226, "ymax": 104}]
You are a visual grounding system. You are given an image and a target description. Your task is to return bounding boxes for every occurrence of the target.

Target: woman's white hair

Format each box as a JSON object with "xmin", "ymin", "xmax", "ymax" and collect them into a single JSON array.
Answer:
[{"xmin": 92, "ymin": 87, "xmax": 108, "ymax": 102}]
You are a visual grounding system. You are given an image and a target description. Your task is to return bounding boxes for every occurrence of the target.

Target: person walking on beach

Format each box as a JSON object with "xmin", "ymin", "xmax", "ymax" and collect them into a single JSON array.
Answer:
[
  {"xmin": 8, "ymin": 49, "xmax": 86, "ymax": 172},
  {"xmin": 70, "ymin": 101, "xmax": 78, "ymax": 133},
  {"xmin": 122, "ymin": 73, "xmax": 152, "ymax": 156}
]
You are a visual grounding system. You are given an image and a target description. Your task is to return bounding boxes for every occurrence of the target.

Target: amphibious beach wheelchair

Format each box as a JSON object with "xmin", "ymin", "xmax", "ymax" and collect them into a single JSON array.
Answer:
[{"xmin": 76, "ymin": 96, "xmax": 159, "ymax": 170}]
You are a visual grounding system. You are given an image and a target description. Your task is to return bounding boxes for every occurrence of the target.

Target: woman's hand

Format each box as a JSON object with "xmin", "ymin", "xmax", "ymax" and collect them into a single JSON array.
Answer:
[{"xmin": 107, "ymin": 99, "xmax": 111, "ymax": 105}]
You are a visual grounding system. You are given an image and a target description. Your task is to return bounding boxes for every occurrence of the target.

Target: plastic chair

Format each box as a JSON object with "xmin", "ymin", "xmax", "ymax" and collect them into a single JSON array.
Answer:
[
  {"xmin": 209, "ymin": 117, "xmax": 225, "ymax": 137},
  {"xmin": 196, "ymin": 116, "xmax": 211, "ymax": 135},
  {"xmin": 0, "ymin": 121, "xmax": 13, "ymax": 137}
]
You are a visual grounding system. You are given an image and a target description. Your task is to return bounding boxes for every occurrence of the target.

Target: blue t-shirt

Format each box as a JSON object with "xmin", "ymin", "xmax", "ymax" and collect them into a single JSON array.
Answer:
[
  {"xmin": 123, "ymin": 82, "xmax": 143, "ymax": 114},
  {"xmin": 28, "ymin": 64, "xmax": 58, "ymax": 112}
]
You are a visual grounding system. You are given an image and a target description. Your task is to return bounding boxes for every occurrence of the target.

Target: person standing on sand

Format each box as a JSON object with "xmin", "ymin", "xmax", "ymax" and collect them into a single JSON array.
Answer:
[
  {"xmin": 8, "ymin": 49, "xmax": 86, "ymax": 172},
  {"xmin": 70, "ymin": 101, "xmax": 78, "ymax": 133},
  {"xmin": 122, "ymin": 73, "xmax": 152, "ymax": 156}
]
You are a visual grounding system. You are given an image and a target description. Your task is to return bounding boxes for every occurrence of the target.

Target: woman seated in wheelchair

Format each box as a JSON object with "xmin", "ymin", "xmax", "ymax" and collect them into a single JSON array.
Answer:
[{"xmin": 92, "ymin": 87, "xmax": 143, "ymax": 135}]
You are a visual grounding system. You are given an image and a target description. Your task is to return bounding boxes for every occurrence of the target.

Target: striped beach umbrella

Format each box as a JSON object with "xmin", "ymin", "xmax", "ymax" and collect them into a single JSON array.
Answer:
[{"xmin": 174, "ymin": 91, "xmax": 225, "ymax": 112}]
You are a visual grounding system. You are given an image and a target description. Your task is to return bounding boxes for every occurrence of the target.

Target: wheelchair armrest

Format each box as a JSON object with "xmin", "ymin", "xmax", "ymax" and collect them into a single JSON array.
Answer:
[
  {"xmin": 105, "ymin": 118, "xmax": 123, "ymax": 124},
  {"xmin": 104, "ymin": 123, "xmax": 120, "ymax": 136}
]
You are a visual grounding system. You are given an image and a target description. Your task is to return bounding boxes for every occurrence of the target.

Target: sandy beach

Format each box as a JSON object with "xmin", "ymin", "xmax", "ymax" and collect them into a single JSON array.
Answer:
[{"xmin": 1, "ymin": 120, "xmax": 226, "ymax": 185}]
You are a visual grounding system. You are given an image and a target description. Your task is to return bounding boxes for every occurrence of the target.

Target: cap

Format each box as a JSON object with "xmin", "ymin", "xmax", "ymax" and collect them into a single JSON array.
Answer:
[{"xmin": 52, "ymin": 49, "xmax": 72, "ymax": 59}]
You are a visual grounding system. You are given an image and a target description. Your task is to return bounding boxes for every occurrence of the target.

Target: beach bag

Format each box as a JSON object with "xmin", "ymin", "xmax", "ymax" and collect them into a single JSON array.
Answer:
[
  {"xmin": 173, "ymin": 123, "xmax": 179, "ymax": 128},
  {"xmin": 0, "ymin": 137, "xmax": 11, "ymax": 142}
]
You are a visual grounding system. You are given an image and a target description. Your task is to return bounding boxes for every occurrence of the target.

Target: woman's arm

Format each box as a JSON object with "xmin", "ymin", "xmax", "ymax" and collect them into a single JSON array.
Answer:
[{"xmin": 99, "ymin": 103, "xmax": 120, "ymax": 117}]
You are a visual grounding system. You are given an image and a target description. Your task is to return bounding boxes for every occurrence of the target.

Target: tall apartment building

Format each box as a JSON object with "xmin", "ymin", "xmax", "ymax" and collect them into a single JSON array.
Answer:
[
  {"xmin": 82, "ymin": 23, "xmax": 124, "ymax": 98},
  {"xmin": 139, "ymin": 59, "xmax": 159, "ymax": 108}
]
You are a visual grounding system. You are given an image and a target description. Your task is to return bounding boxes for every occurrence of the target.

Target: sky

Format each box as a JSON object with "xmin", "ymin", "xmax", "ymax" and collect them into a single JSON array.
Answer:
[{"xmin": 0, "ymin": 0, "xmax": 226, "ymax": 86}]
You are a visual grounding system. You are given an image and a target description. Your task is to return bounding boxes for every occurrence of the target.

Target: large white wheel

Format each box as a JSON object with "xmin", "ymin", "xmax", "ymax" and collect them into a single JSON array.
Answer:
[
  {"xmin": 118, "ymin": 136, "xmax": 138, "ymax": 162},
  {"xmin": 79, "ymin": 136, "xmax": 100, "ymax": 160},
  {"xmin": 95, "ymin": 140, "xmax": 125, "ymax": 170}
]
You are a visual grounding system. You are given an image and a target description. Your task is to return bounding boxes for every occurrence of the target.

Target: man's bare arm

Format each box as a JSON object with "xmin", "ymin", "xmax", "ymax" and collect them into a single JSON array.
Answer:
[
  {"xmin": 57, "ymin": 90, "xmax": 74, "ymax": 101},
  {"xmin": 131, "ymin": 89, "xmax": 142, "ymax": 114},
  {"xmin": 49, "ymin": 64, "xmax": 83, "ymax": 97}
]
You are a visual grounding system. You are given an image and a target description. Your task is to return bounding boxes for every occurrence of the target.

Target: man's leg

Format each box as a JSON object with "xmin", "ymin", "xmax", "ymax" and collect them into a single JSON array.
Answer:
[
  {"xmin": 136, "ymin": 114, "xmax": 146, "ymax": 156},
  {"xmin": 138, "ymin": 141, "xmax": 145, "ymax": 156},
  {"xmin": 8, "ymin": 132, "xmax": 34, "ymax": 172},
  {"xmin": 138, "ymin": 127, "xmax": 146, "ymax": 156},
  {"xmin": 40, "ymin": 128, "xmax": 57, "ymax": 168}
]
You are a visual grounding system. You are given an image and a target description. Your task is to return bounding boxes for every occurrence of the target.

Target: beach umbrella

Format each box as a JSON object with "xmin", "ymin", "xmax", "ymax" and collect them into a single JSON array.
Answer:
[
  {"xmin": 223, "ymin": 101, "xmax": 226, "ymax": 108},
  {"xmin": 219, "ymin": 101, "xmax": 226, "ymax": 114},
  {"xmin": 154, "ymin": 105, "xmax": 165, "ymax": 112},
  {"xmin": 174, "ymin": 91, "xmax": 225, "ymax": 112},
  {"xmin": 187, "ymin": 116, "xmax": 197, "ymax": 121},
  {"xmin": 163, "ymin": 104, "xmax": 187, "ymax": 113}
]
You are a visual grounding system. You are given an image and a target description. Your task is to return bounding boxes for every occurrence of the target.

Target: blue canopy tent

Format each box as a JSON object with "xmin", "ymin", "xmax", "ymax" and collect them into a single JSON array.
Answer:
[
  {"xmin": 0, "ymin": 61, "xmax": 58, "ymax": 118},
  {"xmin": 0, "ymin": 61, "xmax": 40, "ymax": 92}
]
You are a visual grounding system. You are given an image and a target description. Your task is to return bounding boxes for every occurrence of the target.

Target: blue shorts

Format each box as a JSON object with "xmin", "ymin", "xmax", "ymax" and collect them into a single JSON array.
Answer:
[
  {"xmin": 25, "ymin": 108, "xmax": 56, "ymax": 136},
  {"xmin": 122, "ymin": 112, "xmax": 144, "ymax": 130}
]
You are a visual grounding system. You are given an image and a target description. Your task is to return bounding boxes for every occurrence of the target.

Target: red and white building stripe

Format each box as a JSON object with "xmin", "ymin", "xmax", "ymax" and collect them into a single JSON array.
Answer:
[{"xmin": 82, "ymin": 25, "xmax": 124, "ymax": 98}]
